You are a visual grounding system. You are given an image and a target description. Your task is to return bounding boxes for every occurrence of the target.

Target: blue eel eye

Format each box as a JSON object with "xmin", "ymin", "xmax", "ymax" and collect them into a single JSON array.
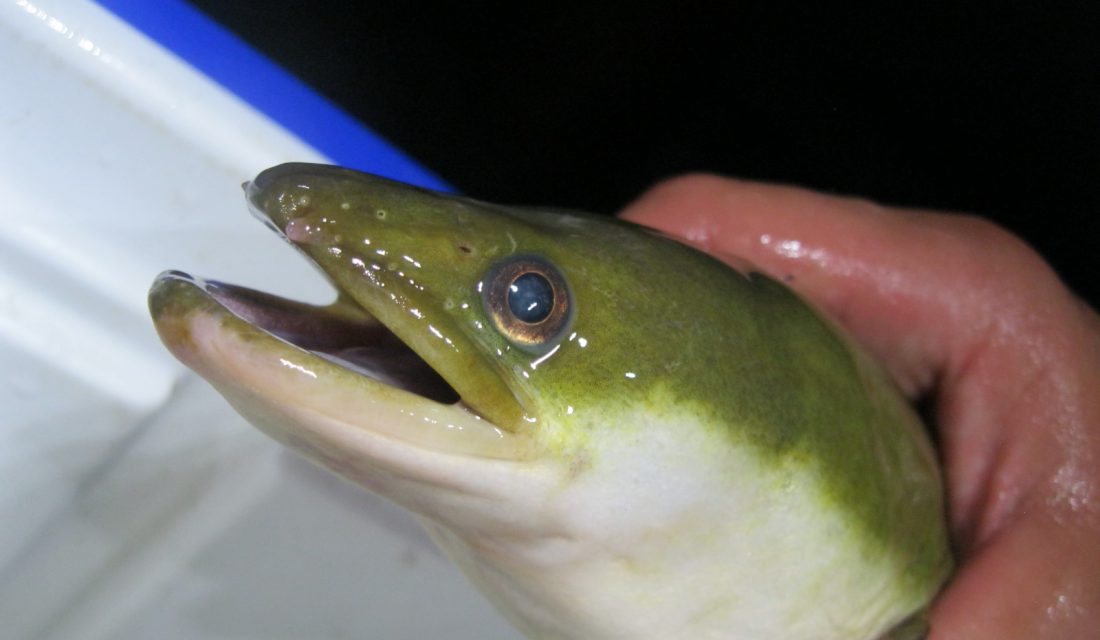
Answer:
[
  {"xmin": 483, "ymin": 256, "xmax": 573, "ymax": 353},
  {"xmin": 507, "ymin": 272, "xmax": 554, "ymax": 323}
]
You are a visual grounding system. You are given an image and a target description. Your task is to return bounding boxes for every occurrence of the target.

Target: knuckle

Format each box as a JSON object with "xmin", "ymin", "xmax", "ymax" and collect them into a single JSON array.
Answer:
[{"xmin": 950, "ymin": 214, "xmax": 1051, "ymax": 276}]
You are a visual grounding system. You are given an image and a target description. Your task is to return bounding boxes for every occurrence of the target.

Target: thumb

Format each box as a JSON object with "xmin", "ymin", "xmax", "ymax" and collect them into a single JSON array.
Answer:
[{"xmin": 619, "ymin": 173, "xmax": 1067, "ymax": 400}]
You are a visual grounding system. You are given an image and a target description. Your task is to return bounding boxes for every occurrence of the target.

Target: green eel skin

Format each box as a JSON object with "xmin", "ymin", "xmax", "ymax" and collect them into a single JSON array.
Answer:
[{"xmin": 149, "ymin": 163, "xmax": 952, "ymax": 639}]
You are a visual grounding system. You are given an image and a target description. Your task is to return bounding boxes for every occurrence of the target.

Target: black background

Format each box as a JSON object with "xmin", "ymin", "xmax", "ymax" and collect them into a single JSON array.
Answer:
[{"xmin": 189, "ymin": 3, "xmax": 1099, "ymax": 306}]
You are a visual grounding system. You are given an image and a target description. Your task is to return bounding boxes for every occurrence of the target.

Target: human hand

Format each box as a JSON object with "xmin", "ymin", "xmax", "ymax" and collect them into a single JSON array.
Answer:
[{"xmin": 620, "ymin": 175, "xmax": 1100, "ymax": 639}]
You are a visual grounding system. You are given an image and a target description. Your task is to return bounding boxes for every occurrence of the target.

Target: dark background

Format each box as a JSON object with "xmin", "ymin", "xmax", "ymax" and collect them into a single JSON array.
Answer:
[{"xmin": 189, "ymin": 3, "xmax": 1099, "ymax": 306}]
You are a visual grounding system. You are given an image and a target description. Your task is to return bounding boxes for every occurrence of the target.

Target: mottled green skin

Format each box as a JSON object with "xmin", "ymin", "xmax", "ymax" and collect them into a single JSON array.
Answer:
[{"xmin": 247, "ymin": 164, "xmax": 952, "ymax": 596}]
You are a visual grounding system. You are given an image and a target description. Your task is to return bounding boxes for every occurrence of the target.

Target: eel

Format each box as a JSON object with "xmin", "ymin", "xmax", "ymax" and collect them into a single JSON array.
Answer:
[{"xmin": 149, "ymin": 163, "xmax": 952, "ymax": 639}]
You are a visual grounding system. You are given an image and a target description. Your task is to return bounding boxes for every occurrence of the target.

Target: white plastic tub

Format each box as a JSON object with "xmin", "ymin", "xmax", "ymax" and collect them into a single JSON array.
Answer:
[{"xmin": 0, "ymin": 1, "xmax": 517, "ymax": 637}]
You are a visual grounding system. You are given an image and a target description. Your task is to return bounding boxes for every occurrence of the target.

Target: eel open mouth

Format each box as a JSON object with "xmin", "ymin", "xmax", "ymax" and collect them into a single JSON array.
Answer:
[
  {"xmin": 189, "ymin": 274, "xmax": 461, "ymax": 406},
  {"xmin": 149, "ymin": 266, "xmax": 526, "ymax": 459}
]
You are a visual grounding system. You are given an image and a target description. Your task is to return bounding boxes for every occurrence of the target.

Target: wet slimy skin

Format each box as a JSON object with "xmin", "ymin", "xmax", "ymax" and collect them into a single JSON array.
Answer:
[{"xmin": 150, "ymin": 164, "xmax": 951, "ymax": 639}]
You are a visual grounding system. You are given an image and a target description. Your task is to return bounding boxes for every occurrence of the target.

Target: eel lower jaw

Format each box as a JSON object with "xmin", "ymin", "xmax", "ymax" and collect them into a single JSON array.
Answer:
[{"xmin": 148, "ymin": 271, "xmax": 532, "ymax": 462}]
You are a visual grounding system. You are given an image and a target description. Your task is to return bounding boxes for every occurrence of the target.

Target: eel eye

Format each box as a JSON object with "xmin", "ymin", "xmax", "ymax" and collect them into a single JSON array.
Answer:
[{"xmin": 483, "ymin": 256, "xmax": 573, "ymax": 353}]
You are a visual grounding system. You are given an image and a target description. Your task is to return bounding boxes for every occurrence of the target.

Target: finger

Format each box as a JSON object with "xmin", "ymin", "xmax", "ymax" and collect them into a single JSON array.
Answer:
[{"xmin": 620, "ymin": 174, "xmax": 1100, "ymax": 639}]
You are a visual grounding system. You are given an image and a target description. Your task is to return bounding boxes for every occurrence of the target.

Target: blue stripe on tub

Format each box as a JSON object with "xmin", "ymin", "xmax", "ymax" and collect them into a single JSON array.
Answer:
[{"xmin": 95, "ymin": 0, "xmax": 451, "ymax": 192}]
